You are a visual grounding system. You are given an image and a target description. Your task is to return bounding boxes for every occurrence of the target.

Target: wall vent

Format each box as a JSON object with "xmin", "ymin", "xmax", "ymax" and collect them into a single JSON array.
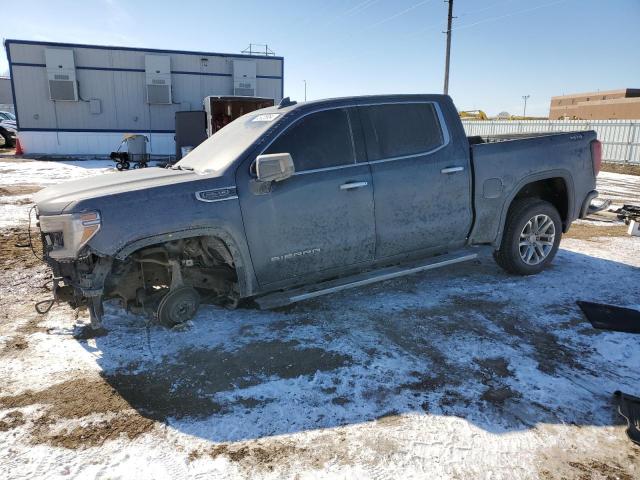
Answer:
[
  {"xmin": 233, "ymin": 60, "xmax": 256, "ymax": 97},
  {"xmin": 45, "ymin": 49, "xmax": 78, "ymax": 101},
  {"xmin": 145, "ymin": 55, "xmax": 172, "ymax": 104}
]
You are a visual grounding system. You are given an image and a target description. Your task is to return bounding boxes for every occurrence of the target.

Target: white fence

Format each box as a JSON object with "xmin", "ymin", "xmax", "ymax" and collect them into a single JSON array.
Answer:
[{"xmin": 461, "ymin": 119, "xmax": 640, "ymax": 164}]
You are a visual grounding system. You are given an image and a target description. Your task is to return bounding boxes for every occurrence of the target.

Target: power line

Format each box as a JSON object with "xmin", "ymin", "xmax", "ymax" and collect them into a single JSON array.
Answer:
[
  {"xmin": 453, "ymin": 0, "xmax": 570, "ymax": 31},
  {"xmin": 364, "ymin": 0, "xmax": 433, "ymax": 31},
  {"xmin": 341, "ymin": 0, "xmax": 380, "ymax": 18},
  {"xmin": 456, "ymin": 0, "xmax": 516, "ymax": 20},
  {"xmin": 323, "ymin": 0, "xmax": 382, "ymax": 27}
]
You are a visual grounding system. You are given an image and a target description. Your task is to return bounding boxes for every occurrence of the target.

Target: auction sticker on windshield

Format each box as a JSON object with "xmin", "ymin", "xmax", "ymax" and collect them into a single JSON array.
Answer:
[{"xmin": 252, "ymin": 113, "xmax": 280, "ymax": 122}]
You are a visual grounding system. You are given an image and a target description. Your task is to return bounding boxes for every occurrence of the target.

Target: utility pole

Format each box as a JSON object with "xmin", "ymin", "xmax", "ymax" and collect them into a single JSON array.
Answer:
[
  {"xmin": 303, "ymin": 80, "xmax": 307, "ymax": 101},
  {"xmin": 522, "ymin": 95, "xmax": 530, "ymax": 117},
  {"xmin": 443, "ymin": 0, "xmax": 454, "ymax": 95}
]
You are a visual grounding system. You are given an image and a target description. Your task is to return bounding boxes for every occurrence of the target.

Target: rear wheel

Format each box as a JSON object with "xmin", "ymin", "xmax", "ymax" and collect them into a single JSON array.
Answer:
[{"xmin": 493, "ymin": 198, "xmax": 562, "ymax": 275}]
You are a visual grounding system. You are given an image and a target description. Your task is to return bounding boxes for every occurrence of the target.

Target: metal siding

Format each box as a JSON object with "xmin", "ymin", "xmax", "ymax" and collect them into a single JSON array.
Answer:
[
  {"xmin": 8, "ymin": 43, "xmax": 46, "ymax": 64},
  {"xmin": 71, "ymin": 47, "xmax": 114, "ymax": 68},
  {"xmin": 18, "ymin": 131, "xmax": 175, "ymax": 155},
  {"xmin": 112, "ymin": 70, "xmax": 152, "ymax": 130},
  {"xmin": 11, "ymin": 65, "xmax": 57, "ymax": 129},
  {"xmin": 255, "ymin": 78, "xmax": 282, "ymax": 101},
  {"xmin": 462, "ymin": 119, "xmax": 640, "ymax": 164},
  {"xmin": 171, "ymin": 74, "xmax": 233, "ymax": 110},
  {"xmin": 0, "ymin": 78, "xmax": 13, "ymax": 104},
  {"xmin": 7, "ymin": 41, "xmax": 284, "ymax": 147}
]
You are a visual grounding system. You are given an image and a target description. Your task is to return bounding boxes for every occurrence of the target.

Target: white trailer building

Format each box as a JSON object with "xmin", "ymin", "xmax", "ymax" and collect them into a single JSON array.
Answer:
[{"xmin": 4, "ymin": 39, "xmax": 284, "ymax": 156}]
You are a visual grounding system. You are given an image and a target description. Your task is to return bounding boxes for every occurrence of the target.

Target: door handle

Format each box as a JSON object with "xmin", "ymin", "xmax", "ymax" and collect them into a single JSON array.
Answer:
[
  {"xmin": 340, "ymin": 181, "xmax": 369, "ymax": 190},
  {"xmin": 441, "ymin": 166, "xmax": 464, "ymax": 174}
]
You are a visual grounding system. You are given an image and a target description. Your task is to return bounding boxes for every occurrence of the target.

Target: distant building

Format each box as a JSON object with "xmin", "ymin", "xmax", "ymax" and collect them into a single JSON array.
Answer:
[
  {"xmin": 549, "ymin": 88, "xmax": 640, "ymax": 120},
  {"xmin": 0, "ymin": 76, "xmax": 14, "ymax": 113}
]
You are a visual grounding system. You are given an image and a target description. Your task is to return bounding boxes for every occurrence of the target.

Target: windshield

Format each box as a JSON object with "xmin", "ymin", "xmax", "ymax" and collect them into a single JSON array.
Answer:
[
  {"xmin": 0, "ymin": 112, "xmax": 15, "ymax": 121},
  {"xmin": 175, "ymin": 110, "xmax": 282, "ymax": 174}
]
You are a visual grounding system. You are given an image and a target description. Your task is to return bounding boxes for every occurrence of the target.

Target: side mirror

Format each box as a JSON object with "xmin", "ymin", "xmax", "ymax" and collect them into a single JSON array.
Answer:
[{"xmin": 256, "ymin": 153, "xmax": 295, "ymax": 182}]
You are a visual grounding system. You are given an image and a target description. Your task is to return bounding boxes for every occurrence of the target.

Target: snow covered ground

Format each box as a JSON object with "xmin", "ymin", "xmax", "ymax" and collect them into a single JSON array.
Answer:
[
  {"xmin": 0, "ymin": 159, "xmax": 113, "ymax": 228},
  {"xmin": 597, "ymin": 171, "xmax": 640, "ymax": 205},
  {"xmin": 1, "ymin": 158, "xmax": 639, "ymax": 479}
]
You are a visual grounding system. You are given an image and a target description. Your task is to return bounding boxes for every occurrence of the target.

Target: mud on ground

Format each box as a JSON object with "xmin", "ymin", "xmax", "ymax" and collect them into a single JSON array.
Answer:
[
  {"xmin": 565, "ymin": 221, "xmax": 629, "ymax": 241},
  {"xmin": 600, "ymin": 162, "xmax": 640, "ymax": 176}
]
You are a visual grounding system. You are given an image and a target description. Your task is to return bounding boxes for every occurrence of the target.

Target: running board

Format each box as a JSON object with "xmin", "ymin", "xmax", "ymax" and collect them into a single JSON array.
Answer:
[{"xmin": 255, "ymin": 251, "xmax": 478, "ymax": 310}]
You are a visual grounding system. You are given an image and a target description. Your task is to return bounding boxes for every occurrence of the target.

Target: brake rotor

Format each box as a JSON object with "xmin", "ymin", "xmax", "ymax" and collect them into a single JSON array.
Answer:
[{"xmin": 157, "ymin": 286, "xmax": 200, "ymax": 328}]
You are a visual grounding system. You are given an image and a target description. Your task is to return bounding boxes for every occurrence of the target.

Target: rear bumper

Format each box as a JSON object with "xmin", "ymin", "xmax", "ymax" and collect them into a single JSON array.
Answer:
[{"xmin": 579, "ymin": 190, "xmax": 599, "ymax": 218}]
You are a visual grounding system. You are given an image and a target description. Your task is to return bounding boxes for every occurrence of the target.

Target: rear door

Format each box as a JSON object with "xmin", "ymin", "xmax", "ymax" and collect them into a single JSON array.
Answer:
[
  {"xmin": 359, "ymin": 101, "xmax": 472, "ymax": 259},
  {"xmin": 236, "ymin": 107, "xmax": 376, "ymax": 286}
]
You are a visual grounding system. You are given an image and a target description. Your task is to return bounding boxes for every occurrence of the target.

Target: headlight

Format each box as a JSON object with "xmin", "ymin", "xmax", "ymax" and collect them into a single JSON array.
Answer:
[{"xmin": 39, "ymin": 211, "xmax": 101, "ymax": 259}]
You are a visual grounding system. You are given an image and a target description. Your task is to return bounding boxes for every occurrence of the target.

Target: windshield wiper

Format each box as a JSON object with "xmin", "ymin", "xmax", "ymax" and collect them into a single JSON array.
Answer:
[{"xmin": 172, "ymin": 165, "xmax": 194, "ymax": 171}]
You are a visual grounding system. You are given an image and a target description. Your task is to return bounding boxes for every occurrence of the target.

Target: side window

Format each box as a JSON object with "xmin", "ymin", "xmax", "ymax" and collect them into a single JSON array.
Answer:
[
  {"xmin": 264, "ymin": 108, "xmax": 355, "ymax": 172},
  {"xmin": 361, "ymin": 103, "xmax": 444, "ymax": 161}
]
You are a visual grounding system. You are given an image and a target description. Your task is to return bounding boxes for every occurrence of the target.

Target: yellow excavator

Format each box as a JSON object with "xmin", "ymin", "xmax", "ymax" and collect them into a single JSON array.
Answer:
[
  {"xmin": 459, "ymin": 110, "xmax": 489, "ymax": 120},
  {"xmin": 459, "ymin": 110, "xmax": 548, "ymax": 121}
]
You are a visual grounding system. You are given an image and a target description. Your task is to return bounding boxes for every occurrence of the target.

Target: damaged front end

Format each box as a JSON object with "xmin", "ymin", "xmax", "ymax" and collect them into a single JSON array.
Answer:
[
  {"xmin": 37, "ymin": 209, "xmax": 239, "ymax": 329},
  {"xmin": 37, "ymin": 208, "xmax": 113, "ymax": 327}
]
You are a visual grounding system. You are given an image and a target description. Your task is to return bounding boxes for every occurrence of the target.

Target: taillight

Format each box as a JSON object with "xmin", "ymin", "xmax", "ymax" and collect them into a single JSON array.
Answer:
[{"xmin": 590, "ymin": 140, "xmax": 602, "ymax": 176}]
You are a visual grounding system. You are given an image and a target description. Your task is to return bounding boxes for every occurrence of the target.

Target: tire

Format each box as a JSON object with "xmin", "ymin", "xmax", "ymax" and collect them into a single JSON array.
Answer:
[
  {"xmin": 493, "ymin": 198, "xmax": 562, "ymax": 276},
  {"xmin": 0, "ymin": 130, "xmax": 14, "ymax": 148}
]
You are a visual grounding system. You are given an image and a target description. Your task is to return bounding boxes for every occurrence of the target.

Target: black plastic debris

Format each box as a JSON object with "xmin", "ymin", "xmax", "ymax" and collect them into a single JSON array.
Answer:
[
  {"xmin": 614, "ymin": 391, "xmax": 640, "ymax": 446},
  {"xmin": 615, "ymin": 204, "xmax": 640, "ymax": 224},
  {"xmin": 577, "ymin": 301, "xmax": 640, "ymax": 334}
]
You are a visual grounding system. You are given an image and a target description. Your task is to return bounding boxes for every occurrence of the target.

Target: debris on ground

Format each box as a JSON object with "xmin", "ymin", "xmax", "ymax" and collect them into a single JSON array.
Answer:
[
  {"xmin": 577, "ymin": 301, "xmax": 640, "ymax": 334},
  {"xmin": 614, "ymin": 391, "xmax": 640, "ymax": 446}
]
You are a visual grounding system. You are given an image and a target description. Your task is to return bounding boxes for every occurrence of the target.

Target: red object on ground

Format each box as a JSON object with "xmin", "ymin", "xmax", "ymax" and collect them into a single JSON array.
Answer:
[
  {"xmin": 15, "ymin": 137, "xmax": 24, "ymax": 155},
  {"xmin": 590, "ymin": 139, "xmax": 602, "ymax": 175}
]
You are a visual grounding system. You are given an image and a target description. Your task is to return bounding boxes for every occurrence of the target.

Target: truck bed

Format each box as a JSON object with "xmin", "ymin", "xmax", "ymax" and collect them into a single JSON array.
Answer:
[
  {"xmin": 468, "ymin": 132, "xmax": 569, "ymax": 145},
  {"xmin": 468, "ymin": 130, "xmax": 598, "ymax": 245}
]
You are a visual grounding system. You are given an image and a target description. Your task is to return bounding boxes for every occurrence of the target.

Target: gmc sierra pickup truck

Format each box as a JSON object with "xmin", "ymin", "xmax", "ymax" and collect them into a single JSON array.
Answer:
[{"xmin": 33, "ymin": 94, "xmax": 601, "ymax": 328}]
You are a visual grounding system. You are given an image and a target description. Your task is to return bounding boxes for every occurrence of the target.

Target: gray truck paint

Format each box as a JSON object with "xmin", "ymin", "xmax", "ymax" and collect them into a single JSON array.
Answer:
[
  {"xmin": 469, "ymin": 131, "xmax": 597, "ymax": 245},
  {"xmin": 34, "ymin": 94, "xmax": 598, "ymax": 301}
]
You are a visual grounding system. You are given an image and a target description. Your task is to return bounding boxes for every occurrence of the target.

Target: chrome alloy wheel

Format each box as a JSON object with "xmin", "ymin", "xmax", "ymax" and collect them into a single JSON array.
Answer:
[{"xmin": 519, "ymin": 214, "xmax": 556, "ymax": 265}]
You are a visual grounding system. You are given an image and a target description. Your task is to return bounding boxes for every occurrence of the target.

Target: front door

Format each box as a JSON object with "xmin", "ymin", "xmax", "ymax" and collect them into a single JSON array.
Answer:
[
  {"xmin": 358, "ymin": 102, "xmax": 473, "ymax": 259},
  {"xmin": 237, "ymin": 107, "xmax": 376, "ymax": 286}
]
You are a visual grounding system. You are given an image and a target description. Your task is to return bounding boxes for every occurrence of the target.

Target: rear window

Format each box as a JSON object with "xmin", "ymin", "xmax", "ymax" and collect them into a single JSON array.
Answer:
[
  {"xmin": 265, "ymin": 108, "xmax": 355, "ymax": 172},
  {"xmin": 361, "ymin": 103, "xmax": 444, "ymax": 161}
]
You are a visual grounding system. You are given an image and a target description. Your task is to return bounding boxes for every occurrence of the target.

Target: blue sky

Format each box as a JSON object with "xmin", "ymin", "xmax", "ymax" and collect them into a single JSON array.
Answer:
[{"xmin": 1, "ymin": 0, "xmax": 639, "ymax": 116}]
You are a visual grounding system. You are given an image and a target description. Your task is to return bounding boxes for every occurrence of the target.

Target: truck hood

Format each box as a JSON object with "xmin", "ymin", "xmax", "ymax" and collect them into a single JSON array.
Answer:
[{"xmin": 34, "ymin": 167, "xmax": 205, "ymax": 215}]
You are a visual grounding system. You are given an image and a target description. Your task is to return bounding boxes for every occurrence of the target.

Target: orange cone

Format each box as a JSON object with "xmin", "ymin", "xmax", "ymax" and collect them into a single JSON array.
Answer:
[{"xmin": 15, "ymin": 137, "xmax": 24, "ymax": 155}]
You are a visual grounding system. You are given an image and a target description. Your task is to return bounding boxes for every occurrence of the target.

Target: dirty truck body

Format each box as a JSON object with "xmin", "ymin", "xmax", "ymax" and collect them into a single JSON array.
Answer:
[{"xmin": 33, "ymin": 94, "xmax": 600, "ymax": 327}]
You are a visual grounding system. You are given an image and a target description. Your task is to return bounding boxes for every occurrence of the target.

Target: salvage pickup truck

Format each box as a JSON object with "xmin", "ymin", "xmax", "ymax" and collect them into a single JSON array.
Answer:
[{"xmin": 33, "ymin": 94, "xmax": 601, "ymax": 328}]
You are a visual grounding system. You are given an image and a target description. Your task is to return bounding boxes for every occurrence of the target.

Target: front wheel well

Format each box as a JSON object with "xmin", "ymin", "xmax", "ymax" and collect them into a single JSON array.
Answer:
[
  {"xmin": 104, "ymin": 234, "xmax": 240, "ymax": 309},
  {"xmin": 511, "ymin": 177, "xmax": 569, "ymax": 228}
]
